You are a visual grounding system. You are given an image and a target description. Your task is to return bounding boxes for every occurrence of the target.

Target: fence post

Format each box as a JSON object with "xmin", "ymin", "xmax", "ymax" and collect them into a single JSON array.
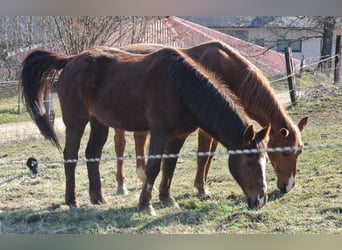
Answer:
[
  {"xmin": 43, "ymin": 80, "xmax": 55, "ymax": 125},
  {"xmin": 284, "ymin": 47, "xmax": 297, "ymax": 105},
  {"xmin": 17, "ymin": 81, "xmax": 22, "ymax": 114},
  {"xmin": 334, "ymin": 35, "xmax": 341, "ymax": 83}
]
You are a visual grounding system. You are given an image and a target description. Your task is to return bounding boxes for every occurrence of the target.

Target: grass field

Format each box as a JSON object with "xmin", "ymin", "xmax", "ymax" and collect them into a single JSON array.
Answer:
[{"xmin": 0, "ymin": 77, "xmax": 341, "ymax": 234}]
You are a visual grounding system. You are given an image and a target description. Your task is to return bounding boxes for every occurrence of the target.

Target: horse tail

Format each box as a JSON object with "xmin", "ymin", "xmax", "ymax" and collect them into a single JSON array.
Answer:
[{"xmin": 20, "ymin": 49, "xmax": 70, "ymax": 150}]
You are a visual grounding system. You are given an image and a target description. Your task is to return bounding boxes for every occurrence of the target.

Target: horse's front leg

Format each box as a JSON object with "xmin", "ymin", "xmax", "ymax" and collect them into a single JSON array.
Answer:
[
  {"xmin": 86, "ymin": 118, "xmax": 109, "ymax": 205},
  {"xmin": 139, "ymin": 132, "xmax": 167, "ymax": 216},
  {"xmin": 63, "ymin": 120, "xmax": 88, "ymax": 207},
  {"xmin": 159, "ymin": 135, "xmax": 187, "ymax": 208}
]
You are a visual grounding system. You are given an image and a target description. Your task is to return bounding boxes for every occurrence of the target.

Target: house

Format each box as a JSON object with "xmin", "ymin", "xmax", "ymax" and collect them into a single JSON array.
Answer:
[{"xmin": 179, "ymin": 16, "xmax": 342, "ymax": 67}]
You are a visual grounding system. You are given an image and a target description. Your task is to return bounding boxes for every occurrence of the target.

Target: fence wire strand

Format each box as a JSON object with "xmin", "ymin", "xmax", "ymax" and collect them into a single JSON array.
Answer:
[{"xmin": 1, "ymin": 143, "xmax": 342, "ymax": 168}]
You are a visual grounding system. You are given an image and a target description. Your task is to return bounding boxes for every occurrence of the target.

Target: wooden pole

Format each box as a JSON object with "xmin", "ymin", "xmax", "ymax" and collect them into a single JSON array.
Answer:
[
  {"xmin": 17, "ymin": 81, "xmax": 21, "ymax": 114},
  {"xmin": 284, "ymin": 47, "xmax": 297, "ymax": 105},
  {"xmin": 334, "ymin": 35, "xmax": 341, "ymax": 83}
]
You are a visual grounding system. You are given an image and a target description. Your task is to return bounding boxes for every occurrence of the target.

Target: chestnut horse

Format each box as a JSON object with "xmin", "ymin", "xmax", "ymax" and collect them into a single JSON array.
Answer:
[
  {"xmin": 114, "ymin": 41, "xmax": 308, "ymax": 196},
  {"xmin": 20, "ymin": 46, "xmax": 270, "ymax": 215}
]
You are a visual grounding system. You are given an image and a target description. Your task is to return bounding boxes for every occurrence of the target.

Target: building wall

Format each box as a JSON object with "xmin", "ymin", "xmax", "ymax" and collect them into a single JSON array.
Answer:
[{"xmin": 219, "ymin": 27, "xmax": 323, "ymax": 64}]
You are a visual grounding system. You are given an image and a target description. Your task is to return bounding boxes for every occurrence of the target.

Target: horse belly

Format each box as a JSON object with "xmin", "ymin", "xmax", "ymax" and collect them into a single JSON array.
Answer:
[{"xmin": 90, "ymin": 102, "xmax": 149, "ymax": 131}]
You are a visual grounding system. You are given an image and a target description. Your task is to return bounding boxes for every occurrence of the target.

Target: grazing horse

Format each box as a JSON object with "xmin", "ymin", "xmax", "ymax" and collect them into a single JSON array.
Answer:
[
  {"xmin": 114, "ymin": 40, "xmax": 308, "ymax": 196},
  {"xmin": 20, "ymin": 46, "xmax": 270, "ymax": 215}
]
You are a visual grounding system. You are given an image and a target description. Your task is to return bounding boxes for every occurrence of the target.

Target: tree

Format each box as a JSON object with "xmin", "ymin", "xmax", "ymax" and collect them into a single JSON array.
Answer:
[
  {"xmin": 51, "ymin": 16, "xmax": 154, "ymax": 55},
  {"xmin": 311, "ymin": 16, "xmax": 339, "ymax": 69},
  {"xmin": 256, "ymin": 16, "xmax": 341, "ymax": 72},
  {"xmin": 288, "ymin": 16, "xmax": 341, "ymax": 70}
]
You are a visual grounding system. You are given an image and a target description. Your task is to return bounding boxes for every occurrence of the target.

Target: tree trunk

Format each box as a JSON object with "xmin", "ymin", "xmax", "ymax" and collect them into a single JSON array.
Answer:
[{"xmin": 319, "ymin": 17, "xmax": 337, "ymax": 73}]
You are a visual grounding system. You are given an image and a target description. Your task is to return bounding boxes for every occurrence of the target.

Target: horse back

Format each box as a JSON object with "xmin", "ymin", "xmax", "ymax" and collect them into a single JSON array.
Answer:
[{"xmin": 57, "ymin": 47, "xmax": 197, "ymax": 133}]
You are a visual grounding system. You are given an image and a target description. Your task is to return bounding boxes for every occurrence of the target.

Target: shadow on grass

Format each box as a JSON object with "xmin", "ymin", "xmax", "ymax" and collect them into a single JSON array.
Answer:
[
  {"xmin": 0, "ymin": 203, "xmax": 142, "ymax": 234},
  {"xmin": 0, "ymin": 190, "xmax": 287, "ymax": 234},
  {"xmin": 0, "ymin": 195, "xmax": 213, "ymax": 234},
  {"xmin": 267, "ymin": 189, "xmax": 285, "ymax": 202}
]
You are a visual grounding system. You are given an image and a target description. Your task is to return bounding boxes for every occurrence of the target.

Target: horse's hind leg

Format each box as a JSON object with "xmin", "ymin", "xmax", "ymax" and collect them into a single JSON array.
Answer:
[
  {"xmin": 204, "ymin": 138, "xmax": 218, "ymax": 185},
  {"xmin": 64, "ymin": 120, "xmax": 88, "ymax": 207},
  {"xmin": 159, "ymin": 135, "xmax": 187, "ymax": 208},
  {"xmin": 195, "ymin": 129, "xmax": 218, "ymax": 197},
  {"xmin": 114, "ymin": 128, "xmax": 128, "ymax": 195},
  {"xmin": 86, "ymin": 118, "xmax": 109, "ymax": 205},
  {"xmin": 134, "ymin": 131, "xmax": 149, "ymax": 182}
]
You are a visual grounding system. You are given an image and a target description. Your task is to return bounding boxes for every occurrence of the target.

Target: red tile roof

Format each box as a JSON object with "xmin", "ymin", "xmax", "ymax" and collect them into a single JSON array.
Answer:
[{"xmin": 164, "ymin": 16, "xmax": 300, "ymax": 78}]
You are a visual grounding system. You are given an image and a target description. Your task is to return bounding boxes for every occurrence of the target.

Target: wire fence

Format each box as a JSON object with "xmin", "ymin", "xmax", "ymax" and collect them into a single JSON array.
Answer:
[
  {"xmin": 1, "ymin": 142, "xmax": 342, "ymax": 167},
  {"xmin": 1, "ymin": 141, "xmax": 342, "ymax": 186}
]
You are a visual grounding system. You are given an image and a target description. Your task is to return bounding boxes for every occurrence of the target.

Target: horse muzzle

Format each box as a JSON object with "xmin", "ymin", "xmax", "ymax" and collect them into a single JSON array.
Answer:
[
  {"xmin": 247, "ymin": 193, "xmax": 267, "ymax": 209},
  {"xmin": 277, "ymin": 173, "xmax": 295, "ymax": 193}
]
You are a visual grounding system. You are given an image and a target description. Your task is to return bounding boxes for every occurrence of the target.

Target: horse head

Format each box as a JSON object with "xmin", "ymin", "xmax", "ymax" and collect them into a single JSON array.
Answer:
[
  {"xmin": 268, "ymin": 117, "xmax": 308, "ymax": 193},
  {"xmin": 228, "ymin": 124, "xmax": 271, "ymax": 209}
]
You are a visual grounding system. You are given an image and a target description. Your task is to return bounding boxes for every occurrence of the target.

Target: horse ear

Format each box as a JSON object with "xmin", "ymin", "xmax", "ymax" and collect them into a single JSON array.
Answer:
[
  {"xmin": 279, "ymin": 128, "xmax": 289, "ymax": 138},
  {"xmin": 243, "ymin": 125, "xmax": 255, "ymax": 144},
  {"xmin": 257, "ymin": 124, "xmax": 271, "ymax": 142},
  {"xmin": 298, "ymin": 116, "xmax": 308, "ymax": 131}
]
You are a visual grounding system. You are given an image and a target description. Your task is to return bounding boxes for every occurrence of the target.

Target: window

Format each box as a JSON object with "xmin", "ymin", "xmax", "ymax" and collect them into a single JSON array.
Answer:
[{"xmin": 277, "ymin": 40, "xmax": 302, "ymax": 52}]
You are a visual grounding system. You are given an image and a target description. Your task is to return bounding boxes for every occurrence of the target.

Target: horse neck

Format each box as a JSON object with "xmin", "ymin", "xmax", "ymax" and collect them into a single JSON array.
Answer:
[
  {"xmin": 240, "ymin": 69, "xmax": 300, "ymax": 132},
  {"xmin": 200, "ymin": 44, "xmax": 296, "ymax": 133},
  {"xmin": 197, "ymin": 108, "xmax": 248, "ymax": 149},
  {"xmin": 171, "ymin": 59, "xmax": 249, "ymax": 149}
]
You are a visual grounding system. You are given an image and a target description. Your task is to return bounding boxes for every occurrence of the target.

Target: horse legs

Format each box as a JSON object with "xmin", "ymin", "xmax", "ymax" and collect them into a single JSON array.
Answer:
[
  {"xmin": 63, "ymin": 120, "xmax": 88, "ymax": 207},
  {"xmin": 114, "ymin": 128, "xmax": 128, "ymax": 195},
  {"xmin": 138, "ymin": 132, "xmax": 167, "ymax": 216},
  {"xmin": 159, "ymin": 135, "xmax": 187, "ymax": 208},
  {"xmin": 204, "ymin": 138, "xmax": 218, "ymax": 188},
  {"xmin": 134, "ymin": 131, "xmax": 149, "ymax": 182},
  {"xmin": 194, "ymin": 129, "xmax": 218, "ymax": 197},
  {"xmin": 85, "ymin": 118, "xmax": 109, "ymax": 205}
]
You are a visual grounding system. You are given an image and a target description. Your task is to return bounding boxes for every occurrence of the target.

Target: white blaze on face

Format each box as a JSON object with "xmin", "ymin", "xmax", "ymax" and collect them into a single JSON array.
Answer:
[
  {"xmin": 257, "ymin": 194, "xmax": 266, "ymax": 207},
  {"xmin": 286, "ymin": 172, "xmax": 295, "ymax": 192},
  {"xmin": 259, "ymin": 155, "xmax": 267, "ymax": 194},
  {"xmin": 256, "ymin": 155, "xmax": 267, "ymax": 208}
]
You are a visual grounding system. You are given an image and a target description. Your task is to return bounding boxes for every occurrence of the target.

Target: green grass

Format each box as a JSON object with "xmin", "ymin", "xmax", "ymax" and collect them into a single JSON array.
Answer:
[
  {"xmin": 0, "ymin": 78, "xmax": 341, "ymax": 234},
  {"xmin": 0, "ymin": 83, "xmax": 61, "ymax": 124}
]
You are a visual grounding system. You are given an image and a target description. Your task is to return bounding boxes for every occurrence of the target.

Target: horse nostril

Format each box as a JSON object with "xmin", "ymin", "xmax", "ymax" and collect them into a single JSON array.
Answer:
[
  {"xmin": 277, "ymin": 182, "xmax": 288, "ymax": 193},
  {"xmin": 282, "ymin": 184, "xmax": 288, "ymax": 193},
  {"xmin": 247, "ymin": 197, "xmax": 257, "ymax": 209}
]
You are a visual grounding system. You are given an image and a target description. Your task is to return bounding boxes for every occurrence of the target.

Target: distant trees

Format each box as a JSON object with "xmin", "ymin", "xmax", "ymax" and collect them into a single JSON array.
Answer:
[
  {"xmin": 51, "ymin": 16, "xmax": 154, "ymax": 55},
  {"xmin": 0, "ymin": 16, "xmax": 165, "ymax": 81}
]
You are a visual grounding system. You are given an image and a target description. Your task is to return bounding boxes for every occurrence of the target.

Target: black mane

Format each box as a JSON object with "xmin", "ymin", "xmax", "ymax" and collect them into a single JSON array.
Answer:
[{"xmin": 159, "ymin": 48, "xmax": 249, "ymax": 148}]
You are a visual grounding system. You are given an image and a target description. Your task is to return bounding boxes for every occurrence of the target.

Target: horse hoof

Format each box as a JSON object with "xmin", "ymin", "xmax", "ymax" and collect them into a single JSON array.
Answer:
[
  {"xmin": 160, "ymin": 195, "xmax": 180, "ymax": 208},
  {"xmin": 196, "ymin": 186, "xmax": 211, "ymax": 198},
  {"xmin": 65, "ymin": 197, "xmax": 78, "ymax": 208},
  {"xmin": 139, "ymin": 204, "xmax": 157, "ymax": 216},
  {"xmin": 117, "ymin": 184, "xmax": 129, "ymax": 195},
  {"xmin": 90, "ymin": 195, "xmax": 107, "ymax": 205},
  {"xmin": 66, "ymin": 202, "xmax": 78, "ymax": 208}
]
